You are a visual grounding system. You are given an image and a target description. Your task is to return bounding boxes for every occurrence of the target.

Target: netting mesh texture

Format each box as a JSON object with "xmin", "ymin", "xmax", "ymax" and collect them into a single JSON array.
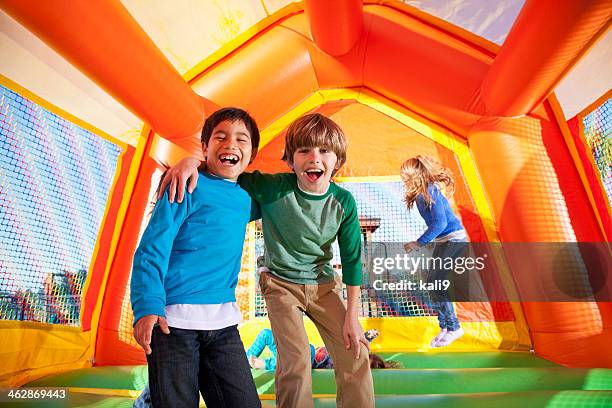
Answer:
[
  {"xmin": 124, "ymin": 179, "xmax": 439, "ymax": 322},
  {"xmin": 253, "ymin": 181, "xmax": 437, "ymax": 318},
  {"xmin": 0, "ymin": 85, "xmax": 122, "ymax": 326},
  {"xmin": 583, "ymin": 98, "xmax": 611, "ymax": 205}
]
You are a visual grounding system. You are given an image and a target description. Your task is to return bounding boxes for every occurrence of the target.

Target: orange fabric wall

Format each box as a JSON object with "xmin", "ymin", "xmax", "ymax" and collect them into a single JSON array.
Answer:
[
  {"xmin": 468, "ymin": 103, "xmax": 611, "ymax": 367},
  {"xmin": 95, "ymin": 144, "xmax": 160, "ymax": 366},
  {"xmin": 81, "ymin": 147, "xmax": 135, "ymax": 331}
]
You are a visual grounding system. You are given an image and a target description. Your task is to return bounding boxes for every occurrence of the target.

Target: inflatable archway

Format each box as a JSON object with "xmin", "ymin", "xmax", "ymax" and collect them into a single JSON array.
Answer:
[{"xmin": 1, "ymin": 0, "xmax": 611, "ymax": 405}]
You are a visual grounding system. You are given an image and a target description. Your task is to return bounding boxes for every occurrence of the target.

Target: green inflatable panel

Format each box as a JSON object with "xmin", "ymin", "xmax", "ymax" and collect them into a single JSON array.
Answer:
[
  {"xmin": 21, "ymin": 352, "xmax": 612, "ymax": 408},
  {"xmin": 24, "ymin": 352, "xmax": 559, "ymax": 390},
  {"xmin": 375, "ymin": 351, "xmax": 559, "ymax": 368},
  {"xmin": 253, "ymin": 368, "xmax": 612, "ymax": 395},
  {"xmin": 27, "ymin": 366, "xmax": 612, "ymax": 395},
  {"xmin": 26, "ymin": 365, "xmax": 148, "ymax": 390},
  {"xmin": 9, "ymin": 391, "xmax": 612, "ymax": 408}
]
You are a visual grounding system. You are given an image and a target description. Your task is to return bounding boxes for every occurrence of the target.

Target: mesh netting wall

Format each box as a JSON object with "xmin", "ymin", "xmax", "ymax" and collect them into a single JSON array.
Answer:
[
  {"xmin": 0, "ymin": 85, "xmax": 122, "ymax": 326},
  {"xmin": 583, "ymin": 98, "xmax": 611, "ymax": 204},
  {"xmin": 252, "ymin": 181, "xmax": 438, "ymax": 318}
]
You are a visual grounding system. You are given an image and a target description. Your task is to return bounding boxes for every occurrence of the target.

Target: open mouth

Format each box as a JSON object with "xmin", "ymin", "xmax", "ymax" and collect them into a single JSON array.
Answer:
[
  {"xmin": 305, "ymin": 169, "xmax": 324, "ymax": 182},
  {"xmin": 219, "ymin": 153, "xmax": 240, "ymax": 166}
]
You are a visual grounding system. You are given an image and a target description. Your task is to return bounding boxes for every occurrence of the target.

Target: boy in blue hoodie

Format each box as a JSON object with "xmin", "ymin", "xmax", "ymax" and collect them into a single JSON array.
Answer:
[{"xmin": 131, "ymin": 108, "xmax": 261, "ymax": 408}]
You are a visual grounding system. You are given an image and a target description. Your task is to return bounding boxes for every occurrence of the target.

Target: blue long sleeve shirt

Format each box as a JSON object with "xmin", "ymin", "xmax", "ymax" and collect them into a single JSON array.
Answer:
[
  {"xmin": 416, "ymin": 184, "xmax": 464, "ymax": 245},
  {"xmin": 130, "ymin": 171, "xmax": 259, "ymax": 324}
]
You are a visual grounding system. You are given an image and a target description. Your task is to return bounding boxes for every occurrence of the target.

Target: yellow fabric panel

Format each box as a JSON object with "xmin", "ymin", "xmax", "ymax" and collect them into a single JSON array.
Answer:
[
  {"xmin": 0, "ymin": 321, "xmax": 92, "ymax": 387},
  {"xmin": 237, "ymin": 223, "xmax": 257, "ymax": 321},
  {"xmin": 239, "ymin": 316, "xmax": 524, "ymax": 352},
  {"xmin": 250, "ymin": 88, "xmax": 468, "ymax": 178},
  {"xmin": 250, "ymin": 87, "xmax": 469, "ymax": 174},
  {"xmin": 329, "ymin": 103, "xmax": 451, "ymax": 178}
]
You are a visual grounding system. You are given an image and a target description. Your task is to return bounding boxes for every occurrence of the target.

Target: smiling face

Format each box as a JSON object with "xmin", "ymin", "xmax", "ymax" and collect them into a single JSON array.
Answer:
[
  {"xmin": 290, "ymin": 146, "xmax": 338, "ymax": 194},
  {"xmin": 203, "ymin": 119, "xmax": 252, "ymax": 181},
  {"xmin": 282, "ymin": 113, "xmax": 347, "ymax": 194}
]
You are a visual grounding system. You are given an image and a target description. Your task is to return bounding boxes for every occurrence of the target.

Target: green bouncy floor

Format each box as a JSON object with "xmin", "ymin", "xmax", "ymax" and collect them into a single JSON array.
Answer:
[{"xmin": 21, "ymin": 352, "xmax": 612, "ymax": 407}]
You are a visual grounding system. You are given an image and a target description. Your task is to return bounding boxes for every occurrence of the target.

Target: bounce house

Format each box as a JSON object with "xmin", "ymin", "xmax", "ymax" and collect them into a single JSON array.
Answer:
[{"xmin": 1, "ymin": 0, "xmax": 611, "ymax": 406}]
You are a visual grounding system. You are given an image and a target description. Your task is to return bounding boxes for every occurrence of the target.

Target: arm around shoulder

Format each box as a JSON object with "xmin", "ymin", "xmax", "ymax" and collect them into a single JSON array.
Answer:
[
  {"xmin": 158, "ymin": 156, "xmax": 202, "ymax": 203},
  {"xmin": 238, "ymin": 171, "xmax": 292, "ymax": 202}
]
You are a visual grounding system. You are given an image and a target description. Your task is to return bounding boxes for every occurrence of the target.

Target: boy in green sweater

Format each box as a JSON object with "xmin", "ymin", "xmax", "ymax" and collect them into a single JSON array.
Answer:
[{"xmin": 160, "ymin": 113, "xmax": 374, "ymax": 408}]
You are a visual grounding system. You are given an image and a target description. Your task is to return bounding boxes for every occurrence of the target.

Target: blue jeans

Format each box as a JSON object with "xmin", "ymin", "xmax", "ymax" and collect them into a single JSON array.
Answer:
[
  {"xmin": 146, "ymin": 325, "xmax": 260, "ymax": 408},
  {"xmin": 134, "ymin": 384, "xmax": 151, "ymax": 408},
  {"xmin": 429, "ymin": 239, "xmax": 468, "ymax": 331}
]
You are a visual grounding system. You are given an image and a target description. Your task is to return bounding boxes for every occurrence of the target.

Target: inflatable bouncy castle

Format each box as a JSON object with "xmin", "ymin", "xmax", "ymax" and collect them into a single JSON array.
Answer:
[{"xmin": 1, "ymin": 0, "xmax": 611, "ymax": 406}]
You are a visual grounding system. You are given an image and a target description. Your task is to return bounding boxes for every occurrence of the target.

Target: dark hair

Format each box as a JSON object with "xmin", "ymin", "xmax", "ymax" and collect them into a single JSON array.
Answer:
[
  {"xmin": 201, "ymin": 107, "xmax": 260, "ymax": 161},
  {"xmin": 369, "ymin": 353, "xmax": 400, "ymax": 369}
]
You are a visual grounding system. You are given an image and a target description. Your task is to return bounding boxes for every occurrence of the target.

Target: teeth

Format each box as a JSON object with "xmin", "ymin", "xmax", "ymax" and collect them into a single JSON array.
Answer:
[
  {"xmin": 219, "ymin": 154, "xmax": 239, "ymax": 164},
  {"xmin": 305, "ymin": 169, "xmax": 324, "ymax": 181}
]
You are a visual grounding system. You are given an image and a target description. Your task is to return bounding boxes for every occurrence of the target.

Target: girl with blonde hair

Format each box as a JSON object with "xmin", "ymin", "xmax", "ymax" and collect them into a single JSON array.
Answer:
[{"xmin": 400, "ymin": 155, "xmax": 467, "ymax": 347}]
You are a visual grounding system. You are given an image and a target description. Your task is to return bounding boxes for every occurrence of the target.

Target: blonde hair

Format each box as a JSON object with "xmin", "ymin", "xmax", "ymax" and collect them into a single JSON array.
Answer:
[
  {"xmin": 281, "ymin": 113, "xmax": 347, "ymax": 176},
  {"xmin": 400, "ymin": 155, "xmax": 455, "ymax": 209}
]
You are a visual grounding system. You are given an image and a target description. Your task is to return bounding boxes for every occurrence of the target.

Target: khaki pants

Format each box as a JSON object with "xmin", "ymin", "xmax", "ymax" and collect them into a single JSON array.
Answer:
[{"xmin": 259, "ymin": 272, "xmax": 375, "ymax": 408}]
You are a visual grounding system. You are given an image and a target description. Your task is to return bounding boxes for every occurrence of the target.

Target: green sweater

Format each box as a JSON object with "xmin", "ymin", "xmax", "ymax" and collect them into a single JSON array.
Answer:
[{"xmin": 239, "ymin": 172, "xmax": 363, "ymax": 286}]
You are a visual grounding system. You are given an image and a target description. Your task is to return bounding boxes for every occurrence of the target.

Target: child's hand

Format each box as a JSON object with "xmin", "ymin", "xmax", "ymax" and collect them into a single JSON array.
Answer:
[
  {"xmin": 404, "ymin": 241, "xmax": 421, "ymax": 252},
  {"xmin": 343, "ymin": 313, "xmax": 369, "ymax": 359},
  {"xmin": 158, "ymin": 157, "xmax": 201, "ymax": 203},
  {"xmin": 134, "ymin": 315, "xmax": 170, "ymax": 355},
  {"xmin": 248, "ymin": 356, "xmax": 265, "ymax": 369}
]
